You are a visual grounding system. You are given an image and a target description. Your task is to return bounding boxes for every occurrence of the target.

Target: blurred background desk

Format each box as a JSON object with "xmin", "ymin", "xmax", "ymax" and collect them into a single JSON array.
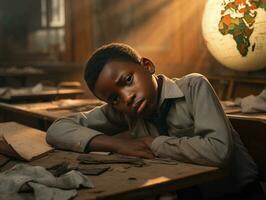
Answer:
[
  {"xmin": 0, "ymin": 99, "xmax": 103, "ymax": 130},
  {"xmin": 223, "ymin": 102, "xmax": 266, "ymax": 181},
  {"xmin": 228, "ymin": 115, "xmax": 266, "ymax": 181},
  {"xmin": 0, "ymin": 86, "xmax": 84, "ymax": 103},
  {"xmin": 0, "ymin": 66, "xmax": 45, "ymax": 86}
]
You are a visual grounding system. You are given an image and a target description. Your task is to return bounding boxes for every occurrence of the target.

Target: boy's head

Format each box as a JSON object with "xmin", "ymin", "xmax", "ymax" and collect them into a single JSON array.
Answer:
[
  {"xmin": 84, "ymin": 43, "xmax": 142, "ymax": 92},
  {"xmin": 84, "ymin": 43, "xmax": 161, "ymax": 116}
]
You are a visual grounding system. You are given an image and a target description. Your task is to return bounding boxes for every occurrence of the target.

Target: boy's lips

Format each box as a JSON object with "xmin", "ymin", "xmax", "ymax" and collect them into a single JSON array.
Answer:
[{"xmin": 135, "ymin": 99, "xmax": 147, "ymax": 113}]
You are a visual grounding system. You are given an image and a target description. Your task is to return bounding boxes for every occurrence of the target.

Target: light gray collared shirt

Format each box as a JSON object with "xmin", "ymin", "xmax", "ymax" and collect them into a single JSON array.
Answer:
[{"xmin": 47, "ymin": 73, "xmax": 257, "ymax": 189}]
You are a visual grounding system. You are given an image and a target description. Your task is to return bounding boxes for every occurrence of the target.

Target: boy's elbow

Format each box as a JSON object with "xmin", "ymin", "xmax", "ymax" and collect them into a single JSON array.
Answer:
[
  {"xmin": 46, "ymin": 126, "xmax": 54, "ymax": 146},
  {"xmin": 46, "ymin": 122, "xmax": 60, "ymax": 147},
  {"xmin": 214, "ymin": 154, "xmax": 231, "ymax": 168},
  {"xmin": 212, "ymin": 143, "xmax": 233, "ymax": 168}
]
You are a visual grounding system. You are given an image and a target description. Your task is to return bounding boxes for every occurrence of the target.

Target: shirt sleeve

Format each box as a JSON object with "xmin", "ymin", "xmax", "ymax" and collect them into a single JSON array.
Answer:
[
  {"xmin": 150, "ymin": 75, "xmax": 233, "ymax": 167},
  {"xmin": 46, "ymin": 104, "xmax": 129, "ymax": 152}
]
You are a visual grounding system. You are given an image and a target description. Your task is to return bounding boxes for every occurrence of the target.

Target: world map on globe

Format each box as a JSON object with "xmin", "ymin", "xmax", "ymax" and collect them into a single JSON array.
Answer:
[
  {"xmin": 202, "ymin": 0, "xmax": 266, "ymax": 71},
  {"xmin": 219, "ymin": 0, "xmax": 266, "ymax": 57}
]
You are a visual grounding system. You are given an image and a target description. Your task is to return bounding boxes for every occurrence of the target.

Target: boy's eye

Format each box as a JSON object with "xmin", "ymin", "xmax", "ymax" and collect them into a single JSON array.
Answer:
[{"xmin": 125, "ymin": 74, "xmax": 133, "ymax": 85}]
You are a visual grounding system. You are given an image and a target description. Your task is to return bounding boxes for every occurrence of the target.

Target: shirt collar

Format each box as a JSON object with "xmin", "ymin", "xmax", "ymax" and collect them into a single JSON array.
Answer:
[{"xmin": 157, "ymin": 74, "xmax": 184, "ymax": 107}]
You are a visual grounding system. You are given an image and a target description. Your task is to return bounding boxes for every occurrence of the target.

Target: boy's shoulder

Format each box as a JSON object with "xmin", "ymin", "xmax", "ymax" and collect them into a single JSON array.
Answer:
[{"xmin": 173, "ymin": 73, "xmax": 209, "ymax": 88}]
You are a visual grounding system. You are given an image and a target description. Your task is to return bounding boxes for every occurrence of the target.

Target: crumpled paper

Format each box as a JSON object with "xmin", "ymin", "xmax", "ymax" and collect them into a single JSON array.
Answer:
[
  {"xmin": 0, "ymin": 163, "xmax": 94, "ymax": 200},
  {"xmin": 234, "ymin": 89, "xmax": 266, "ymax": 113}
]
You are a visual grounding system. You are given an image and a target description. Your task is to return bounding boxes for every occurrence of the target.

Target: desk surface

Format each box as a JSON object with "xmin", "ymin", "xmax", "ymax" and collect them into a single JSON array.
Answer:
[
  {"xmin": 28, "ymin": 150, "xmax": 224, "ymax": 200},
  {"xmin": 0, "ymin": 121, "xmax": 226, "ymax": 200}
]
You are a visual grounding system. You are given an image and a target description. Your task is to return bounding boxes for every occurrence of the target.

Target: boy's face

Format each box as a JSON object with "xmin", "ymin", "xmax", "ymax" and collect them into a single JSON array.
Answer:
[{"xmin": 94, "ymin": 58, "xmax": 159, "ymax": 117}]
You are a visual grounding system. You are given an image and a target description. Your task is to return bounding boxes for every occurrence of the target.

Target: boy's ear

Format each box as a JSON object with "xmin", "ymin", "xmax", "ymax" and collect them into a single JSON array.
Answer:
[{"xmin": 140, "ymin": 57, "xmax": 155, "ymax": 74}]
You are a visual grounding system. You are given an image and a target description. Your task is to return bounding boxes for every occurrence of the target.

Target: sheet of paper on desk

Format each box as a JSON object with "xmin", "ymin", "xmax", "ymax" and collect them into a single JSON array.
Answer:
[{"xmin": 0, "ymin": 122, "xmax": 54, "ymax": 161}]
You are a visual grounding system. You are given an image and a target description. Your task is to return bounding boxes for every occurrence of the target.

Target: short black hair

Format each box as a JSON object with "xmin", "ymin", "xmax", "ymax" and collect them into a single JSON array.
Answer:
[{"xmin": 84, "ymin": 43, "xmax": 142, "ymax": 93}]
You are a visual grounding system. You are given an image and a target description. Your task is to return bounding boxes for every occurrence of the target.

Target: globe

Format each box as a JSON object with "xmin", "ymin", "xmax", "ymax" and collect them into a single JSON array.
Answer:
[{"xmin": 202, "ymin": 0, "xmax": 266, "ymax": 71}]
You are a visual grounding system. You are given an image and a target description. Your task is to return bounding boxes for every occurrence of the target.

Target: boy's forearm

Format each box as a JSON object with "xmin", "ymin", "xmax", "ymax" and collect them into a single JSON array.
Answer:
[
  {"xmin": 87, "ymin": 134, "xmax": 154, "ymax": 159},
  {"xmin": 88, "ymin": 135, "xmax": 119, "ymax": 152},
  {"xmin": 113, "ymin": 131, "xmax": 134, "ymax": 139}
]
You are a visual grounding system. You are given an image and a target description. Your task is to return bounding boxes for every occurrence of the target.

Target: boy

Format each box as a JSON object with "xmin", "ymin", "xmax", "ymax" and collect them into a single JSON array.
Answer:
[{"xmin": 47, "ymin": 43, "xmax": 263, "ymax": 199}]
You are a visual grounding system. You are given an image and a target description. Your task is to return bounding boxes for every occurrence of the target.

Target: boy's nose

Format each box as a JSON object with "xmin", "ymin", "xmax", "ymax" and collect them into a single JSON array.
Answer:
[{"xmin": 123, "ymin": 92, "xmax": 135, "ymax": 106}]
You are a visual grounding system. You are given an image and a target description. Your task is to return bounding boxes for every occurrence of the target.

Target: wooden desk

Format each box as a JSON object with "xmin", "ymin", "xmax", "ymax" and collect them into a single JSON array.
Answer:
[
  {"xmin": 0, "ymin": 66, "xmax": 45, "ymax": 86},
  {"xmin": 0, "ymin": 99, "xmax": 103, "ymax": 130},
  {"xmin": 1, "ymin": 99, "xmax": 264, "ymax": 180},
  {"xmin": 222, "ymin": 102, "xmax": 266, "ymax": 180},
  {"xmin": 0, "ymin": 86, "xmax": 84, "ymax": 102},
  {"xmin": 222, "ymin": 101, "xmax": 266, "ymax": 123},
  {"xmin": 1, "ymin": 150, "xmax": 226, "ymax": 200},
  {"xmin": 0, "ymin": 122, "xmax": 226, "ymax": 199},
  {"xmin": 226, "ymin": 113, "xmax": 266, "ymax": 123},
  {"xmin": 228, "ymin": 115, "xmax": 266, "ymax": 181}
]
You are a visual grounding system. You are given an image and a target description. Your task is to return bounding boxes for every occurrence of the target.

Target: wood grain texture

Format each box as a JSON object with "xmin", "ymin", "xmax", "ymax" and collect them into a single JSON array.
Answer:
[{"xmin": 29, "ymin": 150, "xmax": 226, "ymax": 200}]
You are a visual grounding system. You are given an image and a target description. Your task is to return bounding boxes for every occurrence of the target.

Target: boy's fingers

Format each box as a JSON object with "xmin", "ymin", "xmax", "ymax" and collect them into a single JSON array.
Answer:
[
  {"xmin": 143, "ymin": 153, "xmax": 154, "ymax": 159},
  {"xmin": 137, "ymin": 150, "xmax": 154, "ymax": 159}
]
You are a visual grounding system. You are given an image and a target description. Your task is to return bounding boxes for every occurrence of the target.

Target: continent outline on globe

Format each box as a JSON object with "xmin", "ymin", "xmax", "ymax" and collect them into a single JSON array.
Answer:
[
  {"xmin": 202, "ymin": 0, "xmax": 266, "ymax": 71},
  {"xmin": 218, "ymin": 0, "xmax": 266, "ymax": 57}
]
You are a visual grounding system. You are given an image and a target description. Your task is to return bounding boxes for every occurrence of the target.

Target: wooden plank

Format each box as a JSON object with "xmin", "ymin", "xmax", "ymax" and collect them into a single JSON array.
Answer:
[{"xmin": 227, "ymin": 113, "xmax": 266, "ymax": 123}]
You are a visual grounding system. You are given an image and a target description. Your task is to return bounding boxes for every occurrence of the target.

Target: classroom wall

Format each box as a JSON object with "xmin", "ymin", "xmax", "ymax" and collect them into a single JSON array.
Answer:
[
  {"xmin": 0, "ymin": 0, "xmax": 265, "ymax": 99},
  {"xmin": 69, "ymin": 0, "xmax": 266, "ymax": 77},
  {"xmin": 69, "ymin": 0, "xmax": 266, "ymax": 98}
]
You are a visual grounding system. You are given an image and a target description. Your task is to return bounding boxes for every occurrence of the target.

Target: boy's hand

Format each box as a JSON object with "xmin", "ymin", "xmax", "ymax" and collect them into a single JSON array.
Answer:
[
  {"xmin": 137, "ymin": 136, "xmax": 156, "ymax": 148},
  {"xmin": 114, "ymin": 137, "xmax": 154, "ymax": 159}
]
